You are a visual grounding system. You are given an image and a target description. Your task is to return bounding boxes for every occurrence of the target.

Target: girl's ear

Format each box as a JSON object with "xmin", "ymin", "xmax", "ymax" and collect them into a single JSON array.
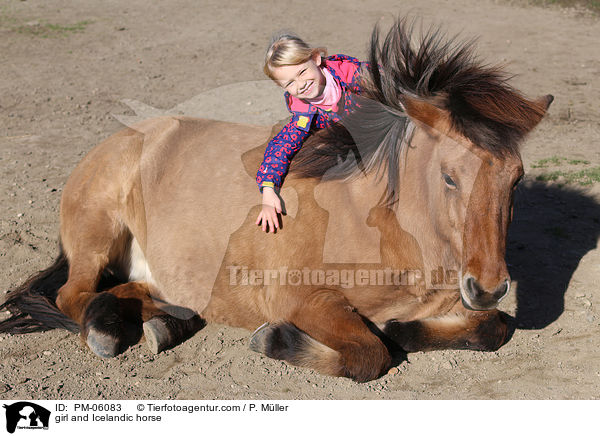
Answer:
[{"xmin": 313, "ymin": 52, "xmax": 322, "ymax": 66}]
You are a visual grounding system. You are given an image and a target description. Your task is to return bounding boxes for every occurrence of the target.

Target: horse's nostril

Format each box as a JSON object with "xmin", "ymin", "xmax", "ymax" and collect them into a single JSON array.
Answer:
[
  {"xmin": 465, "ymin": 276, "xmax": 484, "ymax": 300},
  {"xmin": 493, "ymin": 279, "xmax": 511, "ymax": 300}
]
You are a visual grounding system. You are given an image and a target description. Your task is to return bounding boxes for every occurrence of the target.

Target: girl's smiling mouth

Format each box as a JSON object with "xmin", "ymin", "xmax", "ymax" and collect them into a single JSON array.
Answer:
[{"xmin": 300, "ymin": 81, "xmax": 313, "ymax": 95}]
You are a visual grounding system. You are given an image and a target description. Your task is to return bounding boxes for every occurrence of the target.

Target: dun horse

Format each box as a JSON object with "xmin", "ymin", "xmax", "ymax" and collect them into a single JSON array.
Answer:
[{"xmin": 0, "ymin": 19, "xmax": 552, "ymax": 381}]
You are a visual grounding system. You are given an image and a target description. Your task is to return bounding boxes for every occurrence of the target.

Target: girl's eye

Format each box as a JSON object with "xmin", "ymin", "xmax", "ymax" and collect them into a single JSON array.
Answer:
[
  {"xmin": 443, "ymin": 173, "xmax": 457, "ymax": 189},
  {"xmin": 300, "ymin": 69, "xmax": 307, "ymax": 75}
]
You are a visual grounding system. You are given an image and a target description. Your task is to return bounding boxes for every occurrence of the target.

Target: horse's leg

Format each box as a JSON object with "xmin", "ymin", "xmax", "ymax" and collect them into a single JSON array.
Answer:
[
  {"xmin": 250, "ymin": 288, "xmax": 391, "ymax": 382},
  {"xmin": 54, "ymin": 251, "xmax": 108, "ymax": 327},
  {"xmin": 85, "ymin": 281, "xmax": 205, "ymax": 356},
  {"xmin": 54, "ymin": 176, "xmax": 132, "ymax": 355},
  {"xmin": 55, "ymin": 220, "xmax": 120, "ymax": 335},
  {"xmin": 56, "ymin": 206, "xmax": 203, "ymax": 357},
  {"xmin": 382, "ymin": 306, "xmax": 508, "ymax": 352}
]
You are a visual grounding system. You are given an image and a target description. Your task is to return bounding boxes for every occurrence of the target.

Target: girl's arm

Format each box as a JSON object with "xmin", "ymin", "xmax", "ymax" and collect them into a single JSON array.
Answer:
[
  {"xmin": 255, "ymin": 113, "xmax": 312, "ymax": 233},
  {"xmin": 256, "ymin": 113, "xmax": 313, "ymax": 191}
]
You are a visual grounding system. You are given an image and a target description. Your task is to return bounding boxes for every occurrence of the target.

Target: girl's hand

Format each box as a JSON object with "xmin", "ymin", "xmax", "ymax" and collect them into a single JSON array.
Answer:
[{"xmin": 255, "ymin": 187, "xmax": 282, "ymax": 233}]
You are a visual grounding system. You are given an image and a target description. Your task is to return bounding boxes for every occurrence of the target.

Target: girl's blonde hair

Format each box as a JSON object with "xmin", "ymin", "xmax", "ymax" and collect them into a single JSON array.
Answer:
[{"xmin": 263, "ymin": 32, "xmax": 327, "ymax": 80}]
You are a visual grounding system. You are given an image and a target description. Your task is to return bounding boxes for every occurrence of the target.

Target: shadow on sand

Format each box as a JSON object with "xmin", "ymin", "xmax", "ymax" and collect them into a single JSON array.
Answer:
[{"xmin": 506, "ymin": 180, "xmax": 600, "ymax": 330}]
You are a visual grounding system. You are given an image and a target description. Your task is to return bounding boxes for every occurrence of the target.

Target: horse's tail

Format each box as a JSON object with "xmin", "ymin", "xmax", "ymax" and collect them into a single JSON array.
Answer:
[{"xmin": 0, "ymin": 244, "xmax": 80, "ymax": 334}]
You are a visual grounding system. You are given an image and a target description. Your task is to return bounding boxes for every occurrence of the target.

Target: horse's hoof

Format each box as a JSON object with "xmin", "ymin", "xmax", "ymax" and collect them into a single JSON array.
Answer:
[
  {"xmin": 86, "ymin": 327, "xmax": 120, "ymax": 358},
  {"xmin": 248, "ymin": 322, "xmax": 271, "ymax": 353},
  {"xmin": 143, "ymin": 318, "xmax": 171, "ymax": 354}
]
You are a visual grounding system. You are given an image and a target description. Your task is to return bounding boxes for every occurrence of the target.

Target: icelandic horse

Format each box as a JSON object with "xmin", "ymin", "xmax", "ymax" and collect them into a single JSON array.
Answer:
[{"xmin": 0, "ymin": 19, "xmax": 552, "ymax": 381}]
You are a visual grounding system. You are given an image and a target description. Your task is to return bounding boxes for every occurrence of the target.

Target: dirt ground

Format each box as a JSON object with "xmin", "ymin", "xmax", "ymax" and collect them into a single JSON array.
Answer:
[{"xmin": 1, "ymin": 0, "xmax": 599, "ymax": 400}]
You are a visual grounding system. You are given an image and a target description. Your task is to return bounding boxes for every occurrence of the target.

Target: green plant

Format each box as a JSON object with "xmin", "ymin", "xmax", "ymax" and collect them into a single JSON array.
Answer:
[
  {"xmin": 15, "ymin": 19, "xmax": 92, "ymax": 38},
  {"xmin": 531, "ymin": 156, "xmax": 565, "ymax": 168},
  {"xmin": 567, "ymin": 159, "xmax": 590, "ymax": 165},
  {"xmin": 536, "ymin": 167, "xmax": 600, "ymax": 185},
  {"xmin": 528, "ymin": 0, "xmax": 600, "ymax": 14}
]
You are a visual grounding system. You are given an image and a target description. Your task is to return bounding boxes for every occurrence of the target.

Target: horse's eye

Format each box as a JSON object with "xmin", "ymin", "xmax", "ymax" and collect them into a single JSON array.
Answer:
[
  {"xmin": 443, "ymin": 173, "xmax": 457, "ymax": 189},
  {"xmin": 513, "ymin": 175, "xmax": 523, "ymax": 190}
]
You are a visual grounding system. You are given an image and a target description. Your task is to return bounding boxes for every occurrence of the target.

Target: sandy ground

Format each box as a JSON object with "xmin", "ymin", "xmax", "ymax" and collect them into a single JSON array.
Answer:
[{"xmin": 0, "ymin": 0, "xmax": 599, "ymax": 400}]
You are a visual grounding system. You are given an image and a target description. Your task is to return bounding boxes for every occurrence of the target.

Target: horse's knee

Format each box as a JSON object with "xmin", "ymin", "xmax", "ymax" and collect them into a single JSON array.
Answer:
[{"xmin": 56, "ymin": 283, "xmax": 97, "ymax": 324}]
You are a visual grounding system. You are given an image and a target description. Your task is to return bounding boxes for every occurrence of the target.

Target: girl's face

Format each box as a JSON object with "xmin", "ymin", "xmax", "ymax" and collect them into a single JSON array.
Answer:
[{"xmin": 271, "ymin": 53, "xmax": 326, "ymax": 100}]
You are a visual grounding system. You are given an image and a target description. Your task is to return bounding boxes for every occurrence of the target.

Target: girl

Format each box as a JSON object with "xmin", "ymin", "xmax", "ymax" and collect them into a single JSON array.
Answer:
[{"xmin": 255, "ymin": 32, "xmax": 365, "ymax": 233}]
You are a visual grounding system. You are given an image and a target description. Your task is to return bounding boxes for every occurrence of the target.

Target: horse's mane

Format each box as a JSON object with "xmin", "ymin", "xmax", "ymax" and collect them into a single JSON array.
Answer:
[{"xmin": 289, "ymin": 17, "xmax": 547, "ymax": 205}]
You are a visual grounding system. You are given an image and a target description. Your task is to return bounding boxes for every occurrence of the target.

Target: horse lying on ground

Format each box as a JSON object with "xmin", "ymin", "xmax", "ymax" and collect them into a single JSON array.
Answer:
[{"xmin": 0, "ymin": 18, "xmax": 552, "ymax": 381}]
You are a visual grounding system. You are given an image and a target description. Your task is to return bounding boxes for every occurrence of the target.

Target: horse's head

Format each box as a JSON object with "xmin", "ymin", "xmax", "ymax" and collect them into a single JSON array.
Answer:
[
  {"xmin": 291, "ymin": 18, "xmax": 553, "ymax": 311},
  {"xmin": 357, "ymin": 19, "xmax": 554, "ymax": 310},
  {"xmin": 399, "ymin": 94, "xmax": 553, "ymax": 310}
]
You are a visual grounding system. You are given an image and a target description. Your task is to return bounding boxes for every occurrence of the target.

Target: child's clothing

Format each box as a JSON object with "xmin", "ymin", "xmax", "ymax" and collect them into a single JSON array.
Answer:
[
  {"xmin": 256, "ymin": 54, "xmax": 364, "ymax": 192},
  {"xmin": 304, "ymin": 67, "xmax": 342, "ymax": 111}
]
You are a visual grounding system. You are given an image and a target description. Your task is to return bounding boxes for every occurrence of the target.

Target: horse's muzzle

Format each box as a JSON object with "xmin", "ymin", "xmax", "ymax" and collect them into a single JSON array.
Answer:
[{"xmin": 460, "ymin": 274, "xmax": 511, "ymax": 311}]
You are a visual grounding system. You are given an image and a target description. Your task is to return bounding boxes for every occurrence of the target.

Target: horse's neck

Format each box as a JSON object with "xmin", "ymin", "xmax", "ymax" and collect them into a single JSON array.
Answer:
[
  {"xmin": 312, "ymin": 173, "xmax": 386, "ymax": 265},
  {"xmin": 312, "ymin": 170, "xmax": 440, "ymax": 269},
  {"xmin": 308, "ymin": 154, "xmax": 459, "ymax": 288}
]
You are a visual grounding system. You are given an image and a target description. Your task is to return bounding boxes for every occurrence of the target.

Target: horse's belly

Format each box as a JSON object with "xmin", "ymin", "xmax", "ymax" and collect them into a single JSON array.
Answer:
[{"xmin": 134, "ymin": 117, "xmax": 272, "ymax": 313}]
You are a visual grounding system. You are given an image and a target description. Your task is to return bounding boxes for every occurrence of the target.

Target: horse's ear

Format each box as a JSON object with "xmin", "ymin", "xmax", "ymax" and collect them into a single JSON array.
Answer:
[
  {"xmin": 523, "ymin": 94, "xmax": 554, "ymax": 131},
  {"xmin": 401, "ymin": 95, "xmax": 450, "ymax": 132},
  {"xmin": 537, "ymin": 94, "xmax": 554, "ymax": 111}
]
